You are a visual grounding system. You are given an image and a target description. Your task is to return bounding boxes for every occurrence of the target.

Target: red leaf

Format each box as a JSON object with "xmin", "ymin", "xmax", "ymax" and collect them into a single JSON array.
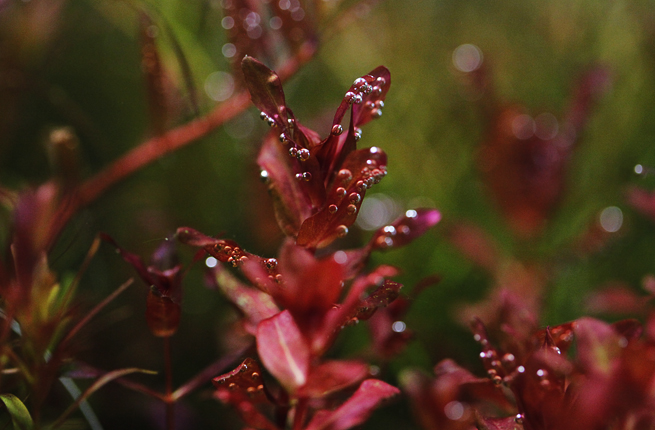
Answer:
[
  {"xmin": 214, "ymin": 390, "xmax": 280, "ymax": 430},
  {"xmin": 211, "ymin": 265, "xmax": 279, "ymax": 335},
  {"xmin": 315, "ymin": 273, "xmax": 402, "ymax": 356},
  {"xmin": 145, "ymin": 288, "xmax": 181, "ymax": 337},
  {"xmin": 258, "ymin": 134, "xmax": 313, "ymax": 237},
  {"xmin": 175, "ymin": 227, "xmax": 221, "ymax": 247},
  {"xmin": 317, "ymin": 66, "xmax": 390, "ymax": 179},
  {"xmin": 274, "ymin": 241, "xmax": 344, "ymax": 317},
  {"xmin": 297, "ymin": 147, "xmax": 388, "ymax": 249},
  {"xmin": 256, "ymin": 310, "xmax": 309, "ymax": 393},
  {"xmin": 475, "ymin": 415, "xmax": 520, "ymax": 430},
  {"xmin": 304, "ymin": 379, "xmax": 400, "ymax": 430},
  {"xmin": 242, "ymin": 56, "xmax": 290, "ymax": 132},
  {"xmin": 370, "ymin": 208, "xmax": 441, "ymax": 251},
  {"xmin": 212, "ymin": 358, "xmax": 269, "ymax": 404},
  {"xmin": 298, "ymin": 360, "xmax": 369, "ymax": 398}
]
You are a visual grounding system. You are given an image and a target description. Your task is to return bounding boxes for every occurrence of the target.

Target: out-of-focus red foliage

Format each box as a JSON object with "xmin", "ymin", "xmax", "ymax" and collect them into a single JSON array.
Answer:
[{"xmin": 475, "ymin": 66, "xmax": 611, "ymax": 239}]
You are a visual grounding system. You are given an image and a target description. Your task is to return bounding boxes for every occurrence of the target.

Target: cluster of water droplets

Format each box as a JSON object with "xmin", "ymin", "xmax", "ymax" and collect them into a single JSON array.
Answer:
[
  {"xmin": 374, "ymin": 209, "xmax": 417, "ymax": 249},
  {"xmin": 324, "ymin": 148, "xmax": 388, "ymax": 239},
  {"xmin": 343, "ymin": 75, "xmax": 387, "ymax": 128},
  {"xmin": 210, "ymin": 242, "xmax": 249, "ymax": 268}
]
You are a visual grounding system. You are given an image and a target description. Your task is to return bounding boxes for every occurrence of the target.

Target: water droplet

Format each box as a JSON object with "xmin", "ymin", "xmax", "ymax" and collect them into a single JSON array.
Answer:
[
  {"xmin": 502, "ymin": 353, "xmax": 515, "ymax": 364},
  {"xmin": 376, "ymin": 100, "xmax": 385, "ymax": 109},
  {"xmin": 536, "ymin": 369, "xmax": 547, "ymax": 378},
  {"xmin": 298, "ymin": 148, "xmax": 310, "ymax": 160},
  {"xmin": 473, "ymin": 334, "xmax": 482, "ymax": 342},
  {"xmin": 376, "ymin": 76, "xmax": 386, "ymax": 87},
  {"xmin": 336, "ymin": 225, "xmax": 349, "ymax": 237},
  {"xmin": 345, "ymin": 91, "xmax": 357, "ymax": 104},
  {"xmin": 349, "ymin": 192, "xmax": 361, "ymax": 204},
  {"xmin": 600, "ymin": 206, "xmax": 623, "ymax": 233},
  {"xmin": 405, "ymin": 209, "xmax": 418, "ymax": 218},
  {"xmin": 452, "ymin": 44, "xmax": 483, "ymax": 72},
  {"xmin": 279, "ymin": 133, "xmax": 288, "ymax": 143},
  {"xmin": 372, "ymin": 109, "xmax": 382, "ymax": 118},
  {"xmin": 443, "ymin": 401, "xmax": 464, "ymax": 421},
  {"xmin": 382, "ymin": 225, "xmax": 396, "ymax": 235},
  {"xmin": 514, "ymin": 413, "xmax": 524, "ymax": 424},
  {"xmin": 205, "ymin": 256, "xmax": 218, "ymax": 268},
  {"xmin": 635, "ymin": 164, "xmax": 644, "ymax": 174},
  {"xmin": 356, "ymin": 181, "xmax": 367, "ymax": 193},
  {"xmin": 288, "ymin": 118, "xmax": 295, "ymax": 126},
  {"xmin": 265, "ymin": 258, "xmax": 278, "ymax": 269},
  {"xmin": 302, "ymin": 172, "xmax": 312, "ymax": 181},
  {"xmin": 391, "ymin": 320, "xmax": 406, "ymax": 332},
  {"xmin": 376, "ymin": 236, "xmax": 394, "ymax": 248},
  {"xmin": 492, "ymin": 375, "xmax": 502, "ymax": 385},
  {"xmin": 353, "ymin": 77, "xmax": 367, "ymax": 88},
  {"xmin": 354, "ymin": 127, "xmax": 362, "ymax": 141},
  {"xmin": 260, "ymin": 170, "xmax": 270, "ymax": 182},
  {"xmin": 332, "ymin": 124, "xmax": 343, "ymax": 135},
  {"xmin": 333, "ymin": 250, "xmax": 348, "ymax": 264},
  {"xmin": 338, "ymin": 169, "xmax": 353, "ymax": 183},
  {"xmin": 336, "ymin": 187, "xmax": 347, "ymax": 199},
  {"xmin": 328, "ymin": 204, "xmax": 338, "ymax": 214},
  {"xmin": 295, "ymin": 173, "xmax": 303, "ymax": 180},
  {"xmin": 517, "ymin": 365, "xmax": 525, "ymax": 373},
  {"xmin": 365, "ymin": 101, "xmax": 375, "ymax": 109},
  {"xmin": 260, "ymin": 111, "xmax": 269, "ymax": 121},
  {"xmin": 289, "ymin": 147, "xmax": 298, "ymax": 157},
  {"xmin": 347, "ymin": 204, "xmax": 357, "ymax": 214},
  {"xmin": 398, "ymin": 225, "xmax": 410, "ymax": 235}
]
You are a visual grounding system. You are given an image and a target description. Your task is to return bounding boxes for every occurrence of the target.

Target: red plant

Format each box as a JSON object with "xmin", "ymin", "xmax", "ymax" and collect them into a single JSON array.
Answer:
[{"xmin": 172, "ymin": 57, "xmax": 441, "ymax": 430}]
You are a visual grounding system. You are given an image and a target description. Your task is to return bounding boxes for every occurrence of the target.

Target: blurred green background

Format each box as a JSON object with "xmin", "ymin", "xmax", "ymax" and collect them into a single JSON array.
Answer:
[{"xmin": 3, "ymin": 0, "xmax": 655, "ymax": 428}]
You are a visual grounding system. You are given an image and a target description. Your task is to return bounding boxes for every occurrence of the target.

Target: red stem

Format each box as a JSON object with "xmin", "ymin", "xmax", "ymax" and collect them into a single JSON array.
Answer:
[
  {"xmin": 164, "ymin": 336, "xmax": 174, "ymax": 430},
  {"xmin": 46, "ymin": 43, "xmax": 316, "ymax": 249},
  {"xmin": 292, "ymin": 397, "xmax": 308, "ymax": 430}
]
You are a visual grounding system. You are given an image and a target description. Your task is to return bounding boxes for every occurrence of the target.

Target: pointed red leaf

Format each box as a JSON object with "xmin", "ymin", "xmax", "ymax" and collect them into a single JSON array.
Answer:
[
  {"xmin": 298, "ymin": 360, "xmax": 369, "ymax": 398},
  {"xmin": 370, "ymin": 208, "xmax": 441, "ymax": 251},
  {"xmin": 257, "ymin": 310, "xmax": 309, "ymax": 393},
  {"xmin": 297, "ymin": 147, "xmax": 388, "ymax": 248},
  {"xmin": 211, "ymin": 265, "xmax": 279, "ymax": 335},
  {"xmin": 242, "ymin": 56, "xmax": 290, "ymax": 131},
  {"xmin": 258, "ymin": 133, "xmax": 313, "ymax": 237},
  {"xmin": 175, "ymin": 227, "xmax": 221, "ymax": 247},
  {"xmin": 331, "ymin": 66, "xmax": 391, "ymax": 130},
  {"xmin": 212, "ymin": 358, "xmax": 269, "ymax": 404},
  {"xmin": 304, "ymin": 379, "xmax": 400, "ymax": 430}
]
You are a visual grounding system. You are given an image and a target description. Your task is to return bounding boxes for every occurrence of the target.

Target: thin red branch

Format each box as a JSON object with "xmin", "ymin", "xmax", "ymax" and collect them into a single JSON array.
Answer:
[{"xmin": 164, "ymin": 336, "xmax": 175, "ymax": 430}]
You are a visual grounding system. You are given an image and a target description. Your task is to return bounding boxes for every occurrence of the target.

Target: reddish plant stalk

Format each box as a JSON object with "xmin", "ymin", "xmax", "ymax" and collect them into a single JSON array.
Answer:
[{"xmin": 164, "ymin": 336, "xmax": 174, "ymax": 430}]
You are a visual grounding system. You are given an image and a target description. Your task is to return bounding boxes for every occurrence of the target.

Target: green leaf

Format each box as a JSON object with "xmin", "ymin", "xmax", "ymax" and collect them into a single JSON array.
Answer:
[{"xmin": 0, "ymin": 394, "xmax": 33, "ymax": 430}]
